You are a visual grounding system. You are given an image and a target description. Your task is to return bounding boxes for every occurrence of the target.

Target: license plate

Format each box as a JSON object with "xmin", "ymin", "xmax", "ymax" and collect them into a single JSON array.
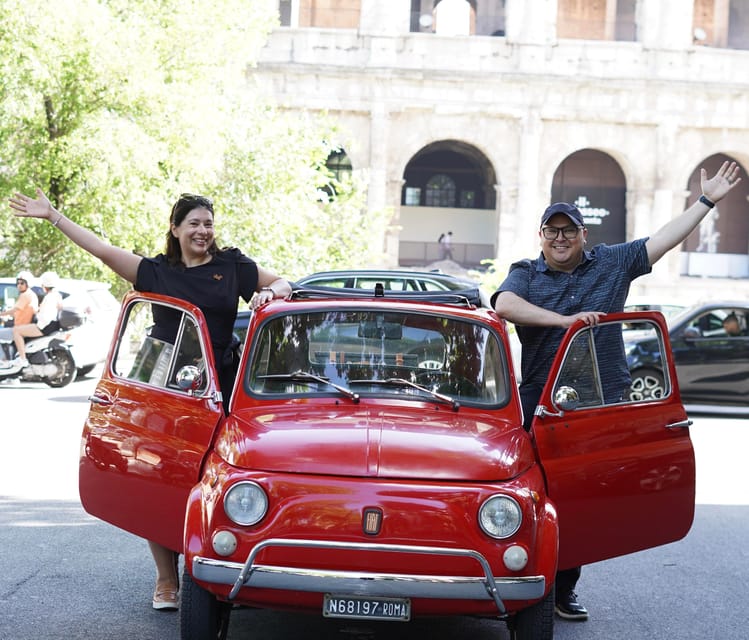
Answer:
[{"xmin": 323, "ymin": 594, "xmax": 411, "ymax": 621}]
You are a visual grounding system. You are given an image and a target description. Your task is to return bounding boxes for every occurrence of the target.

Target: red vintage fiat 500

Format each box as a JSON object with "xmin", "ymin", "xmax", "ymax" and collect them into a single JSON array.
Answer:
[{"xmin": 79, "ymin": 287, "xmax": 695, "ymax": 640}]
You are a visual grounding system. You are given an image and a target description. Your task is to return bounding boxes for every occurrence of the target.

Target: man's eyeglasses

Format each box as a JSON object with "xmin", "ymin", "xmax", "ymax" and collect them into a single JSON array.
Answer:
[{"xmin": 541, "ymin": 225, "xmax": 582, "ymax": 240}]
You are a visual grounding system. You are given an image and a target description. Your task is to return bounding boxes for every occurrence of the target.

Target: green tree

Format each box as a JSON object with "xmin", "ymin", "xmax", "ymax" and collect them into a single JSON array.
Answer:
[
  {"xmin": 0, "ymin": 0, "xmax": 383, "ymax": 297},
  {"xmin": 213, "ymin": 105, "xmax": 385, "ymax": 279}
]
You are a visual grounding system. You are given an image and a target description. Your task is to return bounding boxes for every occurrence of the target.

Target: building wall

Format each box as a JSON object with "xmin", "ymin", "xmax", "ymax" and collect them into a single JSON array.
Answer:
[{"xmin": 251, "ymin": 0, "xmax": 749, "ymax": 301}]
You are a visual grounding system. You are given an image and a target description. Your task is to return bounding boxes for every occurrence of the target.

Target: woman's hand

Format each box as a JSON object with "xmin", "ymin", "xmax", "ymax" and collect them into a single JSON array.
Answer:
[
  {"xmin": 8, "ymin": 188, "xmax": 55, "ymax": 221},
  {"xmin": 250, "ymin": 288, "xmax": 275, "ymax": 310}
]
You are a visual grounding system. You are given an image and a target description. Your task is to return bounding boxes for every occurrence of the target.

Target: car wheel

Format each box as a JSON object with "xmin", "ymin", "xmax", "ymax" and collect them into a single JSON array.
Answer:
[
  {"xmin": 44, "ymin": 349, "xmax": 76, "ymax": 388},
  {"xmin": 508, "ymin": 582, "xmax": 554, "ymax": 640},
  {"xmin": 180, "ymin": 570, "xmax": 232, "ymax": 640},
  {"xmin": 629, "ymin": 368, "xmax": 666, "ymax": 401}
]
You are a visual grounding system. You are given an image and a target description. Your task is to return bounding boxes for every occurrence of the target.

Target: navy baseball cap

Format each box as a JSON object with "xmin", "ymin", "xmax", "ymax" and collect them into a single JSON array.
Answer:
[{"xmin": 541, "ymin": 202, "xmax": 585, "ymax": 227}]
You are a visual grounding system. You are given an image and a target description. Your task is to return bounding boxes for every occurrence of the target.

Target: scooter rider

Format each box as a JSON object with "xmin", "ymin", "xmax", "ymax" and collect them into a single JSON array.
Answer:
[
  {"xmin": 0, "ymin": 271, "xmax": 39, "ymax": 361},
  {"xmin": 3, "ymin": 271, "xmax": 62, "ymax": 369}
]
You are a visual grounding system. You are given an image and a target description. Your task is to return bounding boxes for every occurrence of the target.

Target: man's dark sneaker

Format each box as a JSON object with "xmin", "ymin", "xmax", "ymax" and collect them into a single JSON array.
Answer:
[{"xmin": 555, "ymin": 591, "xmax": 588, "ymax": 620}]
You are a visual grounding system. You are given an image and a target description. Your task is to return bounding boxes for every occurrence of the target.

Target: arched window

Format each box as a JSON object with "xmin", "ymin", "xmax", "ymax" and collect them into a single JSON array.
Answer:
[
  {"xmin": 326, "ymin": 149, "xmax": 352, "ymax": 183},
  {"xmin": 425, "ymin": 174, "xmax": 456, "ymax": 207},
  {"xmin": 322, "ymin": 149, "xmax": 353, "ymax": 198},
  {"xmin": 557, "ymin": 0, "xmax": 637, "ymax": 41}
]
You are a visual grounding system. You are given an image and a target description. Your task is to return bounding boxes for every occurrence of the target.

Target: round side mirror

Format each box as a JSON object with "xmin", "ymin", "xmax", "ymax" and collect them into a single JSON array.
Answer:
[
  {"xmin": 176, "ymin": 365, "xmax": 203, "ymax": 392},
  {"xmin": 554, "ymin": 385, "xmax": 580, "ymax": 411}
]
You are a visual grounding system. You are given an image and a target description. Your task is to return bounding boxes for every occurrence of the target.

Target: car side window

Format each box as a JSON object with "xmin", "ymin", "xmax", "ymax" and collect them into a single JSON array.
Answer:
[
  {"xmin": 684, "ymin": 308, "xmax": 748, "ymax": 339},
  {"xmin": 112, "ymin": 300, "xmax": 207, "ymax": 394},
  {"xmin": 553, "ymin": 319, "xmax": 670, "ymax": 410}
]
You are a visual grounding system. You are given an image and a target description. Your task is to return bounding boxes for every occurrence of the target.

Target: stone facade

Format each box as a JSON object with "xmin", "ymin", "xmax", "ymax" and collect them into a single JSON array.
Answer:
[{"xmin": 251, "ymin": 0, "xmax": 749, "ymax": 302}]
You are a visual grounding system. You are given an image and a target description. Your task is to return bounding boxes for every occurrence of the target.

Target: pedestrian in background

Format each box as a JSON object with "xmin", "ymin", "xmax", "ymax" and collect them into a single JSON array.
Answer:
[
  {"xmin": 5, "ymin": 271, "xmax": 62, "ymax": 369},
  {"xmin": 0, "ymin": 270, "xmax": 38, "ymax": 361},
  {"xmin": 439, "ymin": 230, "xmax": 454, "ymax": 260}
]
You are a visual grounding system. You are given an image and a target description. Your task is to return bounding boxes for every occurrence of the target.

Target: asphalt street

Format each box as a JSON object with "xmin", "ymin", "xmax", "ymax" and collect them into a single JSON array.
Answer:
[{"xmin": 0, "ymin": 370, "xmax": 747, "ymax": 639}]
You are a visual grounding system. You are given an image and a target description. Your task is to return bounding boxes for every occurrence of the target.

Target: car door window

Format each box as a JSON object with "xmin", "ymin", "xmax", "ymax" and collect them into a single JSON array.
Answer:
[
  {"xmin": 553, "ymin": 318, "xmax": 670, "ymax": 410},
  {"xmin": 534, "ymin": 312, "xmax": 694, "ymax": 570},
  {"xmin": 113, "ymin": 299, "xmax": 207, "ymax": 393}
]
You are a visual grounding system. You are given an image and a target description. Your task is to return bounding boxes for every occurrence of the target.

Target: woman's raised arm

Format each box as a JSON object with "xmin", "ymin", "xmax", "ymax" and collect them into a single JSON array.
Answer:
[{"xmin": 9, "ymin": 188, "xmax": 142, "ymax": 284}]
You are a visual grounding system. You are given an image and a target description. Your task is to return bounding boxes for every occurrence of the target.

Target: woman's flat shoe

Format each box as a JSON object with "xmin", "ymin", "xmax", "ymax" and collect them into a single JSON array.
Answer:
[{"xmin": 152, "ymin": 587, "xmax": 179, "ymax": 610}]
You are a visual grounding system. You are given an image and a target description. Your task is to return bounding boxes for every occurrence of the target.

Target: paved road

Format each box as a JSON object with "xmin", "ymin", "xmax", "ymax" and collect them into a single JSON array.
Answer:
[{"xmin": 0, "ymin": 372, "xmax": 747, "ymax": 639}]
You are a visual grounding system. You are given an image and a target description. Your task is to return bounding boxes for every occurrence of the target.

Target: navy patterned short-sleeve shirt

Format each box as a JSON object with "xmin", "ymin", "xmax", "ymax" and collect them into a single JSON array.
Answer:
[{"xmin": 494, "ymin": 238, "xmax": 651, "ymax": 394}]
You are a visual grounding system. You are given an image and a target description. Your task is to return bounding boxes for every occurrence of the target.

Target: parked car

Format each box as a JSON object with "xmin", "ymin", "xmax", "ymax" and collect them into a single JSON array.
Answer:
[
  {"xmin": 626, "ymin": 300, "xmax": 749, "ymax": 408},
  {"xmin": 232, "ymin": 269, "xmax": 491, "ymax": 345},
  {"xmin": 296, "ymin": 269, "xmax": 492, "ymax": 306},
  {"xmin": 623, "ymin": 296, "xmax": 687, "ymax": 323},
  {"xmin": 0, "ymin": 276, "xmax": 120, "ymax": 376},
  {"xmin": 80, "ymin": 289, "xmax": 694, "ymax": 640}
]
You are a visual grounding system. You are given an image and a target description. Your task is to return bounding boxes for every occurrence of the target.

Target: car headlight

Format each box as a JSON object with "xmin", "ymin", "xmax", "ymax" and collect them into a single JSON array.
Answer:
[
  {"xmin": 478, "ymin": 495, "xmax": 522, "ymax": 539},
  {"xmin": 223, "ymin": 481, "xmax": 268, "ymax": 526}
]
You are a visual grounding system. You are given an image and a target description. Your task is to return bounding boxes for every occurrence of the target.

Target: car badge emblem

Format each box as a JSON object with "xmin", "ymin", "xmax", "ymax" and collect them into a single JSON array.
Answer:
[{"xmin": 363, "ymin": 508, "xmax": 383, "ymax": 535}]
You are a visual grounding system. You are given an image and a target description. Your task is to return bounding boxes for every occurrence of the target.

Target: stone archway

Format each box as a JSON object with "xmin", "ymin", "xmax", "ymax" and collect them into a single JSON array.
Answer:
[
  {"xmin": 682, "ymin": 153, "xmax": 749, "ymax": 278},
  {"xmin": 399, "ymin": 140, "xmax": 497, "ymax": 268},
  {"xmin": 551, "ymin": 149, "xmax": 627, "ymax": 246}
]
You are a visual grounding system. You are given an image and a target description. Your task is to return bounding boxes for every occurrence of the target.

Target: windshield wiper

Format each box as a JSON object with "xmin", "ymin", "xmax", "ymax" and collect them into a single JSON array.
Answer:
[
  {"xmin": 258, "ymin": 371, "xmax": 360, "ymax": 403},
  {"xmin": 348, "ymin": 377, "xmax": 459, "ymax": 411}
]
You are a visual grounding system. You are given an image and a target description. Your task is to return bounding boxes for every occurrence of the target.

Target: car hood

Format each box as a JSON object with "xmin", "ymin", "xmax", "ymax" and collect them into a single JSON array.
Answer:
[{"xmin": 215, "ymin": 405, "xmax": 533, "ymax": 481}]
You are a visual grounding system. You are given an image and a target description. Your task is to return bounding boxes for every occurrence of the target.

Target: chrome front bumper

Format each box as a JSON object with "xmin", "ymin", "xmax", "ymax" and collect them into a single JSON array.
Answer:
[{"xmin": 191, "ymin": 538, "xmax": 546, "ymax": 616}]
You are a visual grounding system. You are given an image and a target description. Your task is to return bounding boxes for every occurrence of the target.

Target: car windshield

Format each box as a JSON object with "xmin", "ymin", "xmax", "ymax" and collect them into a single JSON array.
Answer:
[{"xmin": 245, "ymin": 309, "xmax": 510, "ymax": 407}]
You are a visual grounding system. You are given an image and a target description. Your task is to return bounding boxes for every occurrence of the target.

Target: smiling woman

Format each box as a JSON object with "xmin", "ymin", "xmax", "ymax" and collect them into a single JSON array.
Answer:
[{"xmin": 8, "ymin": 186, "xmax": 292, "ymax": 611}]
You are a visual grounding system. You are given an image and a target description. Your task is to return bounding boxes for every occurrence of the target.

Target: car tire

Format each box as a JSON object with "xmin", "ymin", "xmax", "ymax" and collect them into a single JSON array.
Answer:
[
  {"xmin": 180, "ymin": 570, "xmax": 232, "ymax": 640},
  {"xmin": 629, "ymin": 367, "xmax": 666, "ymax": 401},
  {"xmin": 509, "ymin": 582, "xmax": 554, "ymax": 640},
  {"xmin": 44, "ymin": 349, "xmax": 76, "ymax": 388}
]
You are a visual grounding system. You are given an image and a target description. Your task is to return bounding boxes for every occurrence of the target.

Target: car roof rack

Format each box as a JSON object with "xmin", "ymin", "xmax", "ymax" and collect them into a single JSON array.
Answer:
[{"xmin": 289, "ymin": 284, "xmax": 482, "ymax": 308}]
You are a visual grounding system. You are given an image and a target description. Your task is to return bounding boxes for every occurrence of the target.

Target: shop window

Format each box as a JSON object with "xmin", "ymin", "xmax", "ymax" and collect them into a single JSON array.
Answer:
[
  {"xmin": 405, "ymin": 187, "xmax": 422, "ymax": 206},
  {"xmin": 425, "ymin": 174, "xmax": 457, "ymax": 207}
]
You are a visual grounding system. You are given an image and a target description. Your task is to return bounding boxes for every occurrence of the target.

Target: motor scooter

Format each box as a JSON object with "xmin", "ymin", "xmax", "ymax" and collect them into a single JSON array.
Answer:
[{"xmin": 0, "ymin": 325, "xmax": 77, "ymax": 388}]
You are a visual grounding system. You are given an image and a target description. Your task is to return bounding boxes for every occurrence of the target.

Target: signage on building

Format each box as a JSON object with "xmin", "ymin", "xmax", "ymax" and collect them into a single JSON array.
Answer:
[{"xmin": 573, "ymin": 195, "xmax": 611, "ymax": 227}]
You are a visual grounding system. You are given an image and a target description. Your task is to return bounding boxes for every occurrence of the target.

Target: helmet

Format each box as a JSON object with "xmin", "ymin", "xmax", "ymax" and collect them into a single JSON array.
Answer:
[
  {"xmin": 16, "ymin": 270, "xmax": 34, "ymax": 285},
  {"xmin": 40, "ymin": 271, "xmax": 60, "ymax": 289}
]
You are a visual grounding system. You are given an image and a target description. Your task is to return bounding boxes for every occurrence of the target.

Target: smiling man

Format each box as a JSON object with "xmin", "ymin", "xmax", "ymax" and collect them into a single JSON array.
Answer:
[{"xmin": 492, "ymin": 160, "xmax": 742, "ymax": 622}]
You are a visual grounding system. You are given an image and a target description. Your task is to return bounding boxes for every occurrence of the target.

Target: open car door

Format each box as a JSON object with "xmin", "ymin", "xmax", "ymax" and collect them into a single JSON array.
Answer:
[
  {"xmin": 532, "ymin": 311, "xmax": 695, "ymax": 570},
  {"xmin": 79, "ymin": 291, "xmax": 224, "ymax": 553}
]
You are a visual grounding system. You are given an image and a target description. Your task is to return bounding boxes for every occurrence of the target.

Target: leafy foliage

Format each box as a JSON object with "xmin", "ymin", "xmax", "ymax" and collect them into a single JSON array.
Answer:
[
  {"xmin": 0, "ymin": 0, "xmax": 382, "ymax": 298},
  {"xmin": 213, "ymin": 105, "xmax": 385, "ymax": 279}
]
